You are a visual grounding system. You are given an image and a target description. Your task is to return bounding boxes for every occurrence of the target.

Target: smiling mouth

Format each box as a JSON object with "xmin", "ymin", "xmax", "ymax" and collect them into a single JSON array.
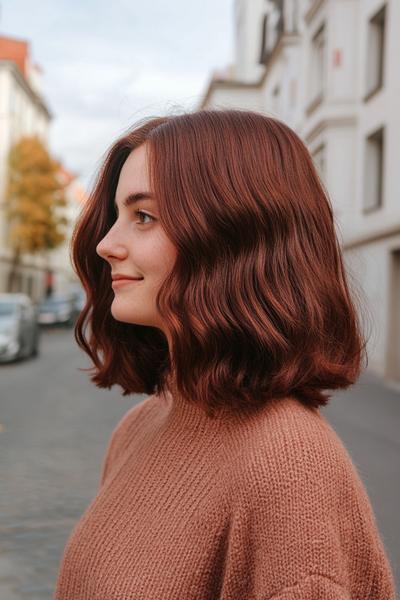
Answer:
[
  {"xmin": 112, "ymin": 276, "xmax": 144, "ymax": 281},
  {"xmin": 112, "ymin": 277, "xmax": 144, "ymax": 287}
]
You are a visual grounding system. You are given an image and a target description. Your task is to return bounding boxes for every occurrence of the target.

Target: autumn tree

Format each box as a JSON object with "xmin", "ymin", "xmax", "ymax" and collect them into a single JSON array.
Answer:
[{"xmin": 5, "ymin": 135, "xmax": 69, "ymax": 292}]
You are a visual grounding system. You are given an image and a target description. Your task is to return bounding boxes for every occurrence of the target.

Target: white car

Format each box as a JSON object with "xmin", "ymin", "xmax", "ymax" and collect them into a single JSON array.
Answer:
[
  {"xmin": 38, "ymin": 294, "xmax": 76, "ymax": 327},
  {"xmin": 0, "ymin": 293, "xmax": 41, "ymax": 363}
]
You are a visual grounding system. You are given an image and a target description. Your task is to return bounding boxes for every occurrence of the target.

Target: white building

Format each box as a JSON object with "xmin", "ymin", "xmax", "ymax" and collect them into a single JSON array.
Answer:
[
  {"xmin": 0, "ymin": 35, "xmax": 83, "ymax": 301},
  {"xmin": 200, "ymin": 0, "xmax": 400, "ymax": 385},
  {"xmin": 47, "ymin": 166, "xmax": 87, "ymax": 297}
]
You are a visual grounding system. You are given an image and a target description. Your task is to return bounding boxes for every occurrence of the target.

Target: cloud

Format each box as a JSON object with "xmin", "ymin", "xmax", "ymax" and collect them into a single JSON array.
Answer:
[{"xmin": 1, "ymin": 0, "xmax": 233, "ymax": 189}]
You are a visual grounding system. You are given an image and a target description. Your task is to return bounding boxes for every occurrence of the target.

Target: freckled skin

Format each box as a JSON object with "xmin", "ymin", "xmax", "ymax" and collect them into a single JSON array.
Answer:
[{"xmin": 95, "ymin": 144, "xmax": 177, "ymax": 338}]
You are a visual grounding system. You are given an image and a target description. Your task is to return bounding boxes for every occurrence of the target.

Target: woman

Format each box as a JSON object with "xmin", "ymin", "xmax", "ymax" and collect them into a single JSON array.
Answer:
[{"xmin": 54, "ymin": 109, "xmax": 396, "ymax": 599}]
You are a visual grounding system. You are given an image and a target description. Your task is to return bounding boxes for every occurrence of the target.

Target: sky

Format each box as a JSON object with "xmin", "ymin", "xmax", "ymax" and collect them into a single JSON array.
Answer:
[{"xmin": 0, "ymin": 0, "xmax": 234, "ymax": 190}]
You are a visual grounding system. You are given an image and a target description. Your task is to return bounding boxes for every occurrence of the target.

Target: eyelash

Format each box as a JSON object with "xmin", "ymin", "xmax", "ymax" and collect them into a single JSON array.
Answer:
[{"xmin": 134, "ymin": 210, "xmax": 155, "ymax": 225}]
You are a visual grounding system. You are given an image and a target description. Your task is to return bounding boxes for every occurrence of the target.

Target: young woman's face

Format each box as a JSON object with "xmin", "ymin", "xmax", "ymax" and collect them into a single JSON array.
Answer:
[{"xmin": 96, "ymin": 143, "xmax": 177, "ymax": 335}]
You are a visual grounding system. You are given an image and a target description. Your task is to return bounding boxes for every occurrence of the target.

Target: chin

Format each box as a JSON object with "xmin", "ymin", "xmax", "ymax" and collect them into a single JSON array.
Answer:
[
  {"xmin": 110, "ymin": 305, "xmax": 150, "ymax": 327},
  {"xmin": 110, "ymin": 303, "xmax": 134, "ymax": 323}
]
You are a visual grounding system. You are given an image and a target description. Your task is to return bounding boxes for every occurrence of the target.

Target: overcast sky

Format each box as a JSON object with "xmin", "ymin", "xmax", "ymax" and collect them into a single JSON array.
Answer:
[{"xmin": 1, "ymin": 0, "xmax": 234, "ymax": 189}]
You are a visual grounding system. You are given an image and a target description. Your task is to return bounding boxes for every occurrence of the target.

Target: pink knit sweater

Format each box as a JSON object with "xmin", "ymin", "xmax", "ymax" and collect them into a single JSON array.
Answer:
[{"xmin": 54, "ymin": 392, "xmax": 396, "ymax": 599}]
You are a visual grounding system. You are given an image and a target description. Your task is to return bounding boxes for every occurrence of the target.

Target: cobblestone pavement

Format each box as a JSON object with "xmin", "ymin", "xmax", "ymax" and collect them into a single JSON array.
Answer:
[
  {"xmin": 0, "ymin": 327, "xmax": 141, "ymax": 599},
  {"xmin": 0, "ymin": 327, "xmax": 399, "ymax": 598},
  {"xmin": 321, "ymin": 371, "xmax": 400, "ymax": 593}
]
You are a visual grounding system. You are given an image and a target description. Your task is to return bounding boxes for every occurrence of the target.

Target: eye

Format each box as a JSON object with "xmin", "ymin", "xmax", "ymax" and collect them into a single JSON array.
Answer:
[{"xmin": 135, "ymin": 210, "xmax": 155, "ymax": 225}]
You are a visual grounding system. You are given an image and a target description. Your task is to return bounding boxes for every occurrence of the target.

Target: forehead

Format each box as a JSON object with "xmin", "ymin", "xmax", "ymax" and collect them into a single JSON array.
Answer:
[{"xmin": 115, "ymin": 144, "xmax": 150, "ymax": 197}]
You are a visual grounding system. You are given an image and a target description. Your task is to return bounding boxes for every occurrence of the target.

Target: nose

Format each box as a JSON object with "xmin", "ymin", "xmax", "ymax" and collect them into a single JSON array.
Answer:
[{"xmin": 96, "ymin": 227, "xmax": 128, "ymax": 261}]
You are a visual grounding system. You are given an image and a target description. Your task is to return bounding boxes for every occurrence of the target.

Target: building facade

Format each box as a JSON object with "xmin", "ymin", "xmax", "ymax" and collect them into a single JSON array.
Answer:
[
  {"xmin": 46, "ymin": 166, "xmax": 87, "ymax": 297},
  {"xmin": 199, "ymin": 0, "xmax": 400, "ymax": 385},
  {"xmin": 0, "ymin": 35, "xmax": 82, "ymax": 301}
]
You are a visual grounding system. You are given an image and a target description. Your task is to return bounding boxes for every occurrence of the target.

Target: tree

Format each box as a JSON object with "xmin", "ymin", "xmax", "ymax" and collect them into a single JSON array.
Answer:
[{"xmin": 5, "ymin": 135, "xmax": 69, "ymax": 293}]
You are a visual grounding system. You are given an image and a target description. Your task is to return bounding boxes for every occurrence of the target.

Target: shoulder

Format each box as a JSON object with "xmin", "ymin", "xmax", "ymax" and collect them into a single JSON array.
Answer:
[
  {"xmin": 218, "ymin": 397, "xmax": 396, "ymax": 598},
  {"xmin": 99, "ymin": 393, "xmax": 161, "ymax": 487},
  {"xmin": 227, "ymin": 396, "xmax": 367, "ymax": 510},
  {"xmin": 108, "ymin": 393, "xmax": 159, "ymax": 443},
  {"xmin": 230, "ymin": 395, "xmax": 346, "ymax": 462}
]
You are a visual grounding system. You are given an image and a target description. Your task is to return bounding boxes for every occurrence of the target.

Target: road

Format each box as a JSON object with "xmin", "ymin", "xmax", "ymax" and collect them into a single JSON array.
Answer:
[{"xmin": 0, "ymin": 327, "xmax": 399, "ymax": 598}]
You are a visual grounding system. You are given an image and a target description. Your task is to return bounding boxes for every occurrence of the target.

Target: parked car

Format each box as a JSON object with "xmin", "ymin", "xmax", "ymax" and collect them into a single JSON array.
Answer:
[
  {"xmin": 0, "ymin": 293, "xmax": 40, "ymax": 363},
  {"xmin": 68, "ymin": 287, "xmax": 87, "ymax": 320},
  {"xmin": 38, "ymin": 293, "xmax": 77, "ymax": 327}
]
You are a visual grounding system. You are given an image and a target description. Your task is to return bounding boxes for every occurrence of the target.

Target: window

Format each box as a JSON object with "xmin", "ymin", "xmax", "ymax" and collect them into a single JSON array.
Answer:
[
  {"xmin": 364, "ymin": 127, "xmax": 385, "ymax": 212},
  {"xmin": 365, "ymin": 4, "xmax": 386, "ymax": 99},
  {"xmin": 259, "ymin": 14, "xmax": 270, "ymax": 63},
  {"xmin": 286, "ymin": 0, "xmax": 299, "ymax": 33},
  {"xmin": 309, "ymin": 24, "xmax": 326, "ymax": 108},
  {"xmin": 275, "ymin": 0, "xmax": 284, "ymax": 36}
]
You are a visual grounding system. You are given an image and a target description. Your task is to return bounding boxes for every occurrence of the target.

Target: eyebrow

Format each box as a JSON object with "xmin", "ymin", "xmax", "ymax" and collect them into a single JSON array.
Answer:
[{"xmin": 113, "ymin": 192, "xmax": 155, "ymax": 212}]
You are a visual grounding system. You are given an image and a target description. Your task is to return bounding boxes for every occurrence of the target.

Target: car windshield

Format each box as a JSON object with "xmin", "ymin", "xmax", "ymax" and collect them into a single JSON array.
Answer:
[{"xmin": 0, "ymin": 302, "xmax": 18, "ymax": 317}]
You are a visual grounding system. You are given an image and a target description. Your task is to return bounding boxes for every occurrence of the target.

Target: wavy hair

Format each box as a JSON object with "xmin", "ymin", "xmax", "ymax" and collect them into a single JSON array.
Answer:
[{"xmin": 71, "ymin": 109, "xmax": 369, "ymax": 418}]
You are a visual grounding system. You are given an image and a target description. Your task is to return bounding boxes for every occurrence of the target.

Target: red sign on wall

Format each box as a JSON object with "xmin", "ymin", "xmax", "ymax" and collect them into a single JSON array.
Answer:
[{"xmin": 333, "ymin": 49, "xmax": 342, "ymax": 67}]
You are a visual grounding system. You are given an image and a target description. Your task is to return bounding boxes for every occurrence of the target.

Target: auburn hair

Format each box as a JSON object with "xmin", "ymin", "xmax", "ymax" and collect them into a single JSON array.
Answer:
[{"xmin": 71, "ymin": 109, "xmax": 369, "ymax": 418}]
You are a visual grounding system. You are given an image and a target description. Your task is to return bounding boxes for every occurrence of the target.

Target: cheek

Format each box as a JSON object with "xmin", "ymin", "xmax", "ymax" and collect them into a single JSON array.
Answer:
[
  {"xmin": 160, "ymin": 241, "xmax": 178, "ymax": 273},
  {"xmin": 139, "ymin": 235, "xmax": 177, "ymax": 279}
]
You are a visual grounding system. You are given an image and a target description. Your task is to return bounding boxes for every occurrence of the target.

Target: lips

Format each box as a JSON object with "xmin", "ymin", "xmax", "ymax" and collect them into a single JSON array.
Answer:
[
  {"xmin": 111, "ymin": 275, "xmax": 143, "ymax": 281},
  {"xmin": 111, "ymin": 277, "xmax": 144, "ymax": 289}
]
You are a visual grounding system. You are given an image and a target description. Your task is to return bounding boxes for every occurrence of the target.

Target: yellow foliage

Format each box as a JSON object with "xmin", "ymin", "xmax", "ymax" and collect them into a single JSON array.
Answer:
[{"xmin": 5, "ymin": 135, "xmax": 68, "ymax": 254}]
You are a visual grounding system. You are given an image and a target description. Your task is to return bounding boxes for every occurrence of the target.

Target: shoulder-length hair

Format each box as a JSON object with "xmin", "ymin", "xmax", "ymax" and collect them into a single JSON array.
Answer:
[{"xmin": 72, "ymin": 109, "xmax": 369, "ymax": 418}]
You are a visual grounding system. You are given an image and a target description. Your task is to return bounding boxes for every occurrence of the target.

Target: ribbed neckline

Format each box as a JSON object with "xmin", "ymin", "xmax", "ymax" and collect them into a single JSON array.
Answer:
[
  {"xmin": 160, "ymin": 377, "xmax": 265, "ymax": 434},
  {"xmin": 161, "ymin": 386, "xmax": 225, "ymax": 430}
]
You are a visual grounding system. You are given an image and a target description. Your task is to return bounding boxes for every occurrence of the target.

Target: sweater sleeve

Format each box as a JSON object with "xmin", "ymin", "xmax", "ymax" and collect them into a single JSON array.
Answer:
[{"xmin": 218, "ymin": 409, "xmax": 396, "ymax": 600}]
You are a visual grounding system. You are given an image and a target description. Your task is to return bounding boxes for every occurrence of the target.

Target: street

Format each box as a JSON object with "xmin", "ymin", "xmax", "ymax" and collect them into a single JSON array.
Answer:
[{"xmin": 0, "ymin": 327, "xmax": 399, "ymax": 599}]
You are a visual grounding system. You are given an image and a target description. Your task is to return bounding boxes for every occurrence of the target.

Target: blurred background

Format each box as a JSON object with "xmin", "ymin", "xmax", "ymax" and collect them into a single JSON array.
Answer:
[{"xmin": 0, "ymin": 0, "xmax": 399, "ymax": 598}]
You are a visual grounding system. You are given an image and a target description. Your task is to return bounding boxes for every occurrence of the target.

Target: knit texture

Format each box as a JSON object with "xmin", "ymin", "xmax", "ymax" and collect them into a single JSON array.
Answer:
[{"xmin": 53, "ymin": 392, "xmax": 396, "ymax": 599}]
